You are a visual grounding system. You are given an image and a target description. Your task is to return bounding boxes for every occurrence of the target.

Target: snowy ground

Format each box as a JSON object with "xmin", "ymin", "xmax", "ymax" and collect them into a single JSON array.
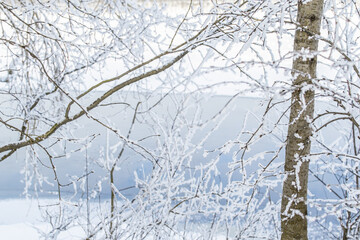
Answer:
[
  {"xmin": 0, "ymin": 199, "xmax": 85, "ymax": 240},
  {"xmin": 0, "ymin": 199, "xmax": 231, "ymax": 239},
  {"xmin": 0, "ymin": 199, "xmax": 44, "ymax": 239}
]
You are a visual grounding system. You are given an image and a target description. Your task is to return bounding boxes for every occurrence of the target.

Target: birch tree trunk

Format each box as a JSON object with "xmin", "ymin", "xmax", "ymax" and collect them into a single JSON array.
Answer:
[{"xmin": 281, "ymin": 0, "xmax": 324, "ymax": 239}]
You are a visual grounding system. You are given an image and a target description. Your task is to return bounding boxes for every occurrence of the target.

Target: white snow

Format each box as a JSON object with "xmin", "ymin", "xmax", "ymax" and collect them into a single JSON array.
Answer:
[{"xmin": 0, "ymin": 199, "xmax": 43, "ymax": 240}]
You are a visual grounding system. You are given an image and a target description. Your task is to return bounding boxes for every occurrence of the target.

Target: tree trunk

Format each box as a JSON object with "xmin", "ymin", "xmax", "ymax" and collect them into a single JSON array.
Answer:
[{"xmin": 281, "ymin": 0, "xmax": 324, "ymax": 239}]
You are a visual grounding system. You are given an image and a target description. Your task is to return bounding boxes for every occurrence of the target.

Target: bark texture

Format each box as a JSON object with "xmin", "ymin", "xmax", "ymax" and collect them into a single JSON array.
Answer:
[{"xmin": 281, "ymin": 0, "xmax": 324, "ymax": 239}]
